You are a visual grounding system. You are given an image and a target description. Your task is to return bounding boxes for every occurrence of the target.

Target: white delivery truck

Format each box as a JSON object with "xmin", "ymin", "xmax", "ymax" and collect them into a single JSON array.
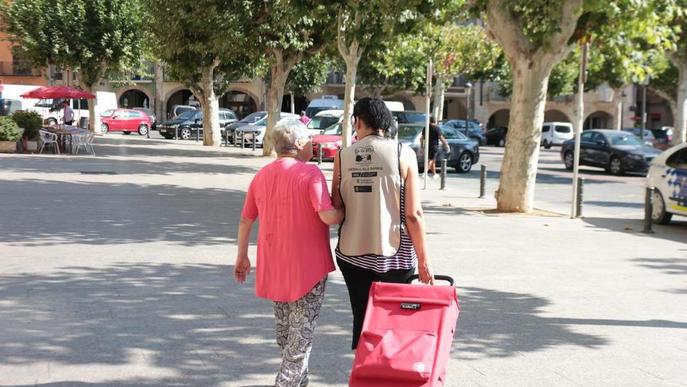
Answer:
[
  {"xmin": 0, "ymin": 84, "xmax": 42, "ymax": 116},
  {"xmin": 305, "ymin": 95, "xmax": 344, "ymax": 118}
]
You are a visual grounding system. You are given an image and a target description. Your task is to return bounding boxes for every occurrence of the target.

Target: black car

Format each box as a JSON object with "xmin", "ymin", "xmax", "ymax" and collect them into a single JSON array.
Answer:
[
  {"xmin": 222, "ymin": 111, "xmax": 267, "ymax": 144},
  {"xmin": 560, "ymin": 129, "xmax": 661, "ymax": 175},
  {"xmin": 486, "ymin": 126, "xmax": 508, "ymax": 146},
  {"xmin": 440, "ymin": 119, "xmax": 486, "ymax": 145},
  {"xmin": 158, "ymin": 109, "xmax": 237, "ymax": 140},
  {"xmin": 397, "ymin": 124, "xmax": 480, "ymax": 173}
]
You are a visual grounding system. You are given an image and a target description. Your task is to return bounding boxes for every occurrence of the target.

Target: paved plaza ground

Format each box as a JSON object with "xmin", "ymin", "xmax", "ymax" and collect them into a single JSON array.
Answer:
[{"xmin": 0, "ymin": 135, "xmax": 685, "ymax": 386}]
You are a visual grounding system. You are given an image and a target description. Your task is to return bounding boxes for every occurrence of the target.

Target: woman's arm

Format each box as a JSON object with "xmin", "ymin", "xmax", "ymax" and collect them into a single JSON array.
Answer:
[
  {"xmin": 402, "ymin": 150, "xmax": 434, "ymax": 284},
  {"xmin": 234, "ymin": 216, "xmax": 254, "ymax": 283}
]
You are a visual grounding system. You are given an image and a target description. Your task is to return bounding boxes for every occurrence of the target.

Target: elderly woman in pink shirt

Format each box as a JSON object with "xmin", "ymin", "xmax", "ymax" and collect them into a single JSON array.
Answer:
[{"xmin": 234, "ymin": 119, "xmax": 343, "ymax": 387}]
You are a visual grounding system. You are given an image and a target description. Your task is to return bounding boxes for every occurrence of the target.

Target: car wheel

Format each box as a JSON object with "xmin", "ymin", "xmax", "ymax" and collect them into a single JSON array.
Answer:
[
  {"xmin": 543, "ymin": 140, "xmax": 551, "ymax": 149},
  {"xmin": 608, "ymin": 156, "xmax": 624, "ymax": 175},
  {"xmin": 100, "ymin": 124, "xmax": 109, "ymax": 134},
  {"xmin": 563, "ymin": 151, "xmax": 574, "ymax": 170},
  {"xmin": 652, "ymin": 190, "xmax": 673, "ymax": 224},
  {"xmin": 179, "ymin": 127, "xmax": 192, "ymax": 140},
  {"xmin": 498, "ymin": 138, "xmax": 505, "ymax": 147},
  {"xmin": 455, "ymin": 152, "xmax": 473, "ymax": 173},
  {"xmin": 138, "ymin": 124, "xmax": 149, "ymax": 136}
]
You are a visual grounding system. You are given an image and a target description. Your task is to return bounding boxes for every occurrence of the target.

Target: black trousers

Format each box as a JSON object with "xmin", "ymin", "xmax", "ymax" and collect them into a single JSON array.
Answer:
[{"xmin": 337, "ymin": 258, "xmax": 415, "ymax": 349}]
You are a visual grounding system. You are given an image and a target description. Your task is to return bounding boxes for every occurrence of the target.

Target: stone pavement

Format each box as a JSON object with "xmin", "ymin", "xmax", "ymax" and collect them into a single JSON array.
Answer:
[{"xmin": 0, "ymin": 136, "xmax": 685, "ymax": 387}]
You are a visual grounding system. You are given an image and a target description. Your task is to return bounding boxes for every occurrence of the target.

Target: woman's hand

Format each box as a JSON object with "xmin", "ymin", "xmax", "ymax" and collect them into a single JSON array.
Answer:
[
  {"xmin": 417, "ymin": 259, "xmax": 434, "ymax": 285},
  {"xmin": 234, "ymin": 255, "xmax": 251, "ymax": 283}
]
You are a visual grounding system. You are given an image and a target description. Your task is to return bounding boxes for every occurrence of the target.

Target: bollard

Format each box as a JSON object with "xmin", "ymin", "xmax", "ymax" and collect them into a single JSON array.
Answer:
[
  {"xmin": 175, "ymin": 126, "xmax": 179, "ymax": 140},
  {"xmin": 479, "ymin": 165, "xmax": 487, "ymax": 198},
  {"xmin": 575, "ymin": 177, "xmax": 584, "ymax": 218},
  {"xmin": 643, "ymin": 186, "xmax": 654, "ymax": 233},
  {"xmin": 318, "ymin": 144, "xmax": 323, "ymax": 165},
  {"xmin": 196, "ymin": 127, "xmax": 199, "ymax": 142},
  {"xmin": 241, "ymin": 132, "xmax": 245, "ymax": 149},
  {"xmin": 440, "ymin": 159, "xmax": 447, "ymax": 190},
  {"xmin": 252, "ymin": 133, "xmax": 256, "ymax": 151},
  {"xmin": 233, "ymin": 131, "xmax": 238, "ymax": 147}
]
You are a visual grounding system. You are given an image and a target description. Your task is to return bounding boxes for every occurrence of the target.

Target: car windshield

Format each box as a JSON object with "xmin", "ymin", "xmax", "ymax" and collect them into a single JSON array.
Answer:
[
  {"xmin": 240, "ymin": 112, "xmax": 266, "ymax": 123},
  {"xmin": 322, "ymin": 123, "xmax": 342, "ymax": 135},
  {"xmin": 397, "ymin": 125, "xmax": 422, "ymax": 140},
  {"xmin": 607, "ymin": 132, "xmax": 644, "ymax": 146},
  {"xmin": 555, "ymin": 125, "xmax": 571, "ymax": 133},
  {"xmin": 177, "ymin": 110, "xmax": 197, "ymax": 120},
  {"xmin": 100, "ymin": 109, "xmax": 114, "ymax": 117},
  {"xmin": 309, "ymin": 115, "xmax": 340, "ymax": 130}
]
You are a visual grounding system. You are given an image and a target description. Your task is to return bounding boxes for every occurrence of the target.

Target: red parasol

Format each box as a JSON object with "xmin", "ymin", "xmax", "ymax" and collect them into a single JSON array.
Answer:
[{"xmin": 20, "ymin": 86, "xmax": 96, "ymax": 99}]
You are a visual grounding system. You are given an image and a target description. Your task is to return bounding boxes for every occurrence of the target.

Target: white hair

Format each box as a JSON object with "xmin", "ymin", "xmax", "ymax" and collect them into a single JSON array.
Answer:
[{"xmin": 269, "ymin": 118, "xmax": 311, "ymax": 154}]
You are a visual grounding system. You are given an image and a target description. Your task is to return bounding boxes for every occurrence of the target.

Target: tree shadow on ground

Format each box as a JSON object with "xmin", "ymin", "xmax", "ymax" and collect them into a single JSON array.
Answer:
[
  {"xmin": 0, "ymin": 179, "xmax": 248, "ymax": 247},
  {"xmin": 581, "ymin": 217, "xmax": 687, "ymax": 245},
  {"xmin": 0, "ymin": 262, "xmax": 620, "ymax": 386},
  {"xmin": 631, "ymin": 257, "xmax": 687, "ymax": 294}
]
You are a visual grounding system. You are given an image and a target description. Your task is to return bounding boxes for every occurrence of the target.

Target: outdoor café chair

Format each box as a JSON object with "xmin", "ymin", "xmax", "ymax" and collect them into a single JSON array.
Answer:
[{"xmin": 38, "ymin": 129, "xmax": 60, "ymax": 154}]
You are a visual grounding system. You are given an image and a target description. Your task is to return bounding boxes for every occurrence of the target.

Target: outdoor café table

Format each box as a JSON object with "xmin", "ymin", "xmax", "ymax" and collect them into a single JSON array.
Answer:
[{"xmin": 43, "ymin": 125, "xmax": 84, "ymax": 154}]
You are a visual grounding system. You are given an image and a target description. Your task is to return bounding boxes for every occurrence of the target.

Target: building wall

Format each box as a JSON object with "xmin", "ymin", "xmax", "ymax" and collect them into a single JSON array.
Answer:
[{"xmin": 0, "ymin": 32, "xmax": 47, "ymax": 86}]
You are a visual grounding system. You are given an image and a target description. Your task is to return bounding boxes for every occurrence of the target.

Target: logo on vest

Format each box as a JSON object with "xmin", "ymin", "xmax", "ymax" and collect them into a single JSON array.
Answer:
[
  {"xmin": 354, "ymin": 145, "xmax": 374, "ymax": 164},
  {"xmin": 412, "ymin": 362, "xmax": 426, "ymax": 373}
]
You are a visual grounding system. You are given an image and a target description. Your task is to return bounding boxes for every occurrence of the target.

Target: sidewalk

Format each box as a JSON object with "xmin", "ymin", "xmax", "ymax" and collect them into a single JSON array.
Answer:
[{"xmin": 0, "ymin": 136, "xmax": 685, "ymax": 386}]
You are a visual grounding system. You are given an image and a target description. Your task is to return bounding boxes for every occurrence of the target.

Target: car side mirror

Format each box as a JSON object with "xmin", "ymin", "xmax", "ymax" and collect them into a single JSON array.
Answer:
[{"xmin": 596, "ymin": 140, "xmax": 606, "ymax": 146}]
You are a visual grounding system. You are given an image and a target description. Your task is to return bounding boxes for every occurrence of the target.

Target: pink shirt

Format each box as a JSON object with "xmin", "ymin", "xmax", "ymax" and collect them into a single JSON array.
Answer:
[{"xmin": 241, "ymin": 157, "xmax": 335, "ymax": 302}]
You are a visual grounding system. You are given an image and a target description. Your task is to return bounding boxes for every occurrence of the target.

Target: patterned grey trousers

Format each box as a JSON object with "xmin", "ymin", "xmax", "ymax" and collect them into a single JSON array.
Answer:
[{"xmin": 273, "ymin": 278, "xmax": 326, "ymax": 387}]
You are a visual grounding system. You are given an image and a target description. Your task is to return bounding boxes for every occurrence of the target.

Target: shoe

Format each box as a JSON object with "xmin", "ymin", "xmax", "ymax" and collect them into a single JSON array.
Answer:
[{"xmin": 300, "ymin": 374, "xmax": 309, "ymax": 387}]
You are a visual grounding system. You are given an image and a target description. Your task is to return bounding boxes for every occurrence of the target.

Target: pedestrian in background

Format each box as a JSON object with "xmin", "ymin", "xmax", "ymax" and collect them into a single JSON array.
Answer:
[
  {"xmin": 234, "ymin": 119, "xmax": 344, "ymax": 386},
  {"xmin": 421, "ymin": 117, "xmax": 449, "ymax": 178},
  {"xmin": 332, "ymin": 97, "xmax": 434, "ymax": 350},
  {"xmin": 299, "ymin": 110, "xmax": 311, "ymax": 125},
  {"xmin": 62, "ymin": 100, "xmax": 74, "ymax": 126}
]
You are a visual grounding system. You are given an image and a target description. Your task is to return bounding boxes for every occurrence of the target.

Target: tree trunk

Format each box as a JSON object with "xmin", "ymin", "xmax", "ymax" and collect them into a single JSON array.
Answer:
[
  {"xmin": 486, "ymin": 0, "xmax": 582, "ymax": 212},
  {"xmin": 83, "ymin": 84, "xmax": 99, "ymax": 133},
  {"xmin": 496, "ymin": 58, "xmax": 552, "ymax": 212},
  {"xmin": 263, "ymin": 53, "xmax": 291, "ymax": 156},
  {"xmin": 432, "ymin": 75, "xmax": 446, "ymax": 120},
  {"xmin": 340, "ymin": 53, "xmax": 360, "ymax": 148},
  {"xmin": 673, "ymin": 60, "xmax": 687, "ymax": 145},
  {"xmin": 200, "ymin": 65, "xmax": 221, "ymax": 146},
  {"xmin": 154, "ymin": 62, "xmax": 165, "ymax": 121}
]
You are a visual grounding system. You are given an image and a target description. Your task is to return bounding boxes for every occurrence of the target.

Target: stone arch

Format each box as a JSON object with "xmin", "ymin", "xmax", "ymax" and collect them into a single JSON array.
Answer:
[
  {"xmin": 165, "ymin": 88, "xmax": 197, "ymax": 118},
  {"xmin": 584, "ymin": 110, "xmax": 614, "ymax": 130},
  {"xmin": 118, "ymin": 88, "xmax": 151, "ymax": 109},
  {"xmin": 220, "ymin": 89, "xmax": 259, "ymax": 119},
  {"xmin": 487, "ymin": 109, "xmax": 510, "ymax": 129},
  {"xmin": 544, "ymin": 109, "xmax": 572, "ymax": 123}
]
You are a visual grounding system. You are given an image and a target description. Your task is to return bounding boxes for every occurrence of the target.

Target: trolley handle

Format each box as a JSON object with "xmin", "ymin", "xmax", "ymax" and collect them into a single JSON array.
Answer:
[{"xmin": 407, "ymin": 274, "xmax": 454, "ymax": 286}]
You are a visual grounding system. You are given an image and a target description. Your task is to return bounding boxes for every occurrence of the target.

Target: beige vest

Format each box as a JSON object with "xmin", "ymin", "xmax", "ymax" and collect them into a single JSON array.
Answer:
[{"xmin": 338, "ymin": 136, "xmax": 402, "ymax": 257}]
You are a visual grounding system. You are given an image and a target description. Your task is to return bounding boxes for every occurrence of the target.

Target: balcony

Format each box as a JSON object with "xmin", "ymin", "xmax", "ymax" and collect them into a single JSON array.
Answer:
[{"xmin": 0, "ymin": 61, "xmax": 41, "ymax": 77}]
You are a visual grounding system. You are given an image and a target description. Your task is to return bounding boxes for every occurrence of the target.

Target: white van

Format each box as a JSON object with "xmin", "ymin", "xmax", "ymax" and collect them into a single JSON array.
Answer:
[
  {"xmin": 0, "ymin": 84, "xmax": 42, "ymax": 116},
  {"xmin": 541, "ymin": 122, "xmax": 573, "ymax": 148},
  {"xmin": 305, "ymin": 95, "xmax": 344, "ymax": 117},
  {"xmin": 31, "ymin": 91, "xmax": 117, "ymax": 127},
  {"xmin": 383, "ymin": 100, "xmax": 405, "ymax": 112}
]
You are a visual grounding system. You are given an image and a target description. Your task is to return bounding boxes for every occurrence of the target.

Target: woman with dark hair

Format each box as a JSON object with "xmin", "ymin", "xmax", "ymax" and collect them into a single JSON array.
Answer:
[{"xmin": 333, "ymin": 97, "xmax": 434, "ymax": 349}]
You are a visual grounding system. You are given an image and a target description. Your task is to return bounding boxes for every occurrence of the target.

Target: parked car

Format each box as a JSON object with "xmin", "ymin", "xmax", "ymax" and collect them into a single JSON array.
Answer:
[
  {"xmin": 132, "ymin": 107, "xmax": 157, "ymax": 131},
  {"xmin": 486, "ymin": 126, "xmax": 508, "ymax": 147},
  {"xmin": 398, "ymin": 124, "xmax": 479, "ymax": 173},
  {"xmin": 440, "ymin": 119, "xmax": 486, "ymax": 146},
  {"xmin": 541, "ymin": 122, "xmax": 573, "ymax": 149},
  {"xmin": 234, "ymin": 113, "xmax": 300, "ymax": 146},
  {"xmin": 100, "ymin": 108, "xmax": 153, "ymax": 136},
  {"xmin": 561, "ymin": 129, "xmax": 661, "ymax": 175},
  {"xmin": 622, "ymin": 127, "xmax": 656, "ymax": 147},
  {"xmin": 311, "ymin": 123, "xmax": 357, "ymax": 161},
  {"xmin": 392, "ymin": 111, "xmax": 427, "ymax": 124},
  {"xmin": 651, "ymin": 127, "xmax": 674, "ymax": 150},
  {"xmin": 307, "ymin": 109, "xmax": 344, "ymax": 135},
  {"xmin": 168, "ymin": 104, "xmax": 198, "ymax": 119},
  {"xmin": 646, "ymin": 143, "xmax": 687, "ymax": 224},
  {"xmin": 222, "ymin": 111, "xmax": 267, "ymax": 143},
  {"xmin": 157, "ymin": 108, "xmax": 236, "ymax": 140},
  {"xmin": 305, "ymin": 95, "xmax": 344, "ymax": 117}
]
